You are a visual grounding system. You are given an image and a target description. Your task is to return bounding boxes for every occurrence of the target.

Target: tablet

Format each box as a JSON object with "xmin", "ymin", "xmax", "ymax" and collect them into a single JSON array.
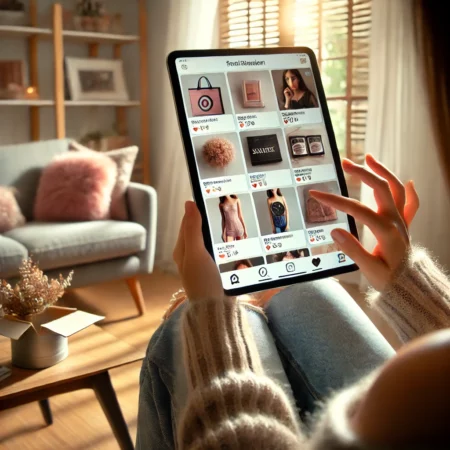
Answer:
[{"xmin": 167, "ymin": 48, "xmax": 359, "ymax": 296}]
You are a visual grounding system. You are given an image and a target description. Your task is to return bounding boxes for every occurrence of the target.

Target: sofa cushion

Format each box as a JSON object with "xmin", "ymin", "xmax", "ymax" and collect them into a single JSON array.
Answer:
[
  {"xmin": 4, "ymin": 221, "xmax": 146, "ymax": 271},
  {"xmin": 0, "ymin": 139, "xmax": 70, "ymax": 220},
  {"xmin": 0, "ymin": 236, "xmax": 28, "ymax": 277}
]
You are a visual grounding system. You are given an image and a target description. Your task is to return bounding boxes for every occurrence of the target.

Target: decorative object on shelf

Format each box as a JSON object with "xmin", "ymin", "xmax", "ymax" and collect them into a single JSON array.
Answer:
[
  {"xmin": 0, "ymin": 60, "xmax": 25, "ymax": 99},
  {"xmin": 0, "ymin": 258, "xmax": 104, "ymax": 369},
  {"xmin": 202, "ymin": 137, "xmax": 235, "ymax": 168},
  {"xmin": 0, "ymin": 0, "xmax": 26, "ymax": 26},
  {"xmin": 23, "ymin": 86, "xmax": 39, "ymax": 99},
  {"xmin": 73, "ymin": 0, "xmax": 110, "ymax": 33},
  {"xmin": 65, "ymin": 57, "xmax": 129, "ymax": 101}
]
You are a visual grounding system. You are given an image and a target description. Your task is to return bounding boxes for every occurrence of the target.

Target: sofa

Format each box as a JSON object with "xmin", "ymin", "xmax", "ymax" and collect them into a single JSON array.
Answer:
[{"xmin": 0, "ymin": 139, "xmax": 157, "ymax": 316}]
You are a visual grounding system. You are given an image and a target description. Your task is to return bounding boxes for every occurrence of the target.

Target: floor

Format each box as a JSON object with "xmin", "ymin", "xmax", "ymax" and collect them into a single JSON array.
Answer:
[{"xmin": 0, "ymin": 269, "xmax": 400, "ymax": 449}]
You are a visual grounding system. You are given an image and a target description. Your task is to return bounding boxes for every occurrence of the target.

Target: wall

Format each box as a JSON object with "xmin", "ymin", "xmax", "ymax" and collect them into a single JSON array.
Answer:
[{"xmin": 0, "ymin": 0, "xmax": 140, "ymax": 151}]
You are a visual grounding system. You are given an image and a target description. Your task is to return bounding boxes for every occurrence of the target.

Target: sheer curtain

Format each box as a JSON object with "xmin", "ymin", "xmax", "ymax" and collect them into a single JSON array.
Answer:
[
  {"xmin": 361, "ymin": 0, "xmax": 450, "ymax": 287},
  {"xmin": 147, "ymin": 0, "xmax": 219, "ymax": 272}
]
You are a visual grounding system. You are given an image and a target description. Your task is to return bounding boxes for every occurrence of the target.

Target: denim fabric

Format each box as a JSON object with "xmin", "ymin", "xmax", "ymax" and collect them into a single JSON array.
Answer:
[
  {"xmin": 136, "ymin": 279, "xmax": 395, "ymax": 447},
  {"xmin": 265, "ymin": 278, "xmax": 395, "ymax": 418}
]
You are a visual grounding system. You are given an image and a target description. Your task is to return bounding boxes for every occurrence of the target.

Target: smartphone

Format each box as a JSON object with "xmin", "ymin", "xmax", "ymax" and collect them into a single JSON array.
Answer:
[{"xmin": 167, "ymin": 48, "xmax": 358, "ymax": 296}]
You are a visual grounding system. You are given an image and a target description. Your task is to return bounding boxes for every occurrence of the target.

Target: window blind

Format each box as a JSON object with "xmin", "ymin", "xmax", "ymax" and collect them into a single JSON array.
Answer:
[{"xmin": 220, "ymin": 0, "xmax": 280, "ymax": 48}]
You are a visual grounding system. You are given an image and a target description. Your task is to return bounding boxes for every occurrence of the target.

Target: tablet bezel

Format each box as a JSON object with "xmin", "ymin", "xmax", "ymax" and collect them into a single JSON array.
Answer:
[{"xmin": 167, "ymin": 47, "xmax": 359, "ymax": 296}]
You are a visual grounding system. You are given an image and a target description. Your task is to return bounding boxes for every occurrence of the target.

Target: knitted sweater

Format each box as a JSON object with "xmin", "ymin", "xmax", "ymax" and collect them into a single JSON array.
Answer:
[{"xmin": 178, "ymin": 247, "xmax": 450, "ymax": 449}]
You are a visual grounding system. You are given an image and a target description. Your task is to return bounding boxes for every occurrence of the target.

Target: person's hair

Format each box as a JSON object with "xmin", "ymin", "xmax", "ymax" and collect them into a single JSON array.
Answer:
[
  {"xmin": 219, "ymin": 194, "xmax": 238, "ymax": 203},
  {"xmin": 282, "ymin": 69, "xmax": 313, "ymax": 96},
  {"xmin": 234, "ymin": 259, "xmax": 253, "ymax": 270},
  {"xmin": 414, "ymin": 1, "xmax": 450, "ymax": 189},
  {"xmin": 266, "ymin": 188, "xmax": 283, "ymax": 198}
]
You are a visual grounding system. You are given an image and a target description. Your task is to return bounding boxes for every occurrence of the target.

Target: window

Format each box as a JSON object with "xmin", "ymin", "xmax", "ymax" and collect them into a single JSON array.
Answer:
[{"xmin": 220, "ymin": 0, "xmax": 372, "ymax": 162}]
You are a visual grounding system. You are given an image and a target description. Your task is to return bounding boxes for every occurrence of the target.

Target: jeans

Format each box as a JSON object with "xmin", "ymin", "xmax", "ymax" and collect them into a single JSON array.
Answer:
[{"xmin": 135, "ymin": 278, "xmax": 395, "ymax": 449}]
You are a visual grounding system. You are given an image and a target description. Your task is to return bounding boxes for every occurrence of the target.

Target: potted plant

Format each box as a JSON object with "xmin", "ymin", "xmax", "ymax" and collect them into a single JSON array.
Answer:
[
  {"xmin": 0, "ymin": 0, "xmax": 26, "ymax": 26},
  {"xmin": 74, "ymin": 0, "xmax": 110, "ymax": 33},
  {"xmin": 0, "ymin": 259, "xmax": 104, "ymax": 369}
]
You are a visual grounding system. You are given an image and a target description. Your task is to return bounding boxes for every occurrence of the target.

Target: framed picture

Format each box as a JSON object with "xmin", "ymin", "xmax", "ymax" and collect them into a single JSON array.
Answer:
[
  {"xmin": 0, "ymin": 60, "xmax": 25, "ymax": 98},
  {"xmin": 65, "ymin": 57, "xmax": 129, "ymax": 101},
  {"xmin": 241, "ymin": 79, "xmax": 264, "ymax": 108}
]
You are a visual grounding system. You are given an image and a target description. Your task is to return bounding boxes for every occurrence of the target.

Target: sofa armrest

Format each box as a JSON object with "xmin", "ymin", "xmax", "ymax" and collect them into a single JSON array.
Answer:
[{"xmin": 127, "ymin": 182, "xmax": 158, "ymax": 273}]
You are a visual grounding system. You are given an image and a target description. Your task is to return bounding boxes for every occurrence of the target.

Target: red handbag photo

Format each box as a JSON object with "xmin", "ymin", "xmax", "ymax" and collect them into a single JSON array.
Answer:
[{"xmin": 189, "ymin": 76, "xmax": 225, "ymax": 116}]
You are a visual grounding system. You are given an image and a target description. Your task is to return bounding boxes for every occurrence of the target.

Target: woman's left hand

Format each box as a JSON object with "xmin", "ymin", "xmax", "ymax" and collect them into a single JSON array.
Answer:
[{"xmin": 173, "ymin": 201, "xmax": 224, "ymax": 302}]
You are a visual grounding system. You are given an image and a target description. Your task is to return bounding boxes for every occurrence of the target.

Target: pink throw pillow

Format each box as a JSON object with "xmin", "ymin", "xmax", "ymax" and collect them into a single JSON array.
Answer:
[
  {"xmin": 0, "ymin": 186, "xmax": 26, "ymax": 232},
  {"xmin": 69, "ymin": 141, "xmax": 138, "ymax": 220},
  {"xmin": 34, "ymin": 152, "xmax": 117, "ymax": 222}
]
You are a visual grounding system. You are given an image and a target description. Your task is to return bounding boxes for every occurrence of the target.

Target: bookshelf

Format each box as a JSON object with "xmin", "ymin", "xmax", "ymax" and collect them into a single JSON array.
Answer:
[{"xmin": 0, "ymin": 1, "xmax": 149, "ymax": 184}]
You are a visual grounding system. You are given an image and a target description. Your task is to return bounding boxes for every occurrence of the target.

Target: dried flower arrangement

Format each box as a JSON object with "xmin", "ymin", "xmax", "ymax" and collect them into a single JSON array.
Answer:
[{"xmin": 0, "ymin": 258, "xmax": 73, "ymax": 318}]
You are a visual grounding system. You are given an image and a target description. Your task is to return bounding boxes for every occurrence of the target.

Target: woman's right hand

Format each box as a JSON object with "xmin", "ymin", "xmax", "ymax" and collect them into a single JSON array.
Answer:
[
  {"xmin": 310, "ymin": 154, "xmax": 420, "ymax": 292},
  {"xmin": 284, "ymin": 87, "xmax": 292, "ymax": 107}
]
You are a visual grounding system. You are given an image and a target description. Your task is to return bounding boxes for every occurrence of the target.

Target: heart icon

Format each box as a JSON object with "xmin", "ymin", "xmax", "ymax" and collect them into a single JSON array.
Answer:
[
  {"xmin": 206, "ymin": 189, "xmax": 210, "ymax": 193},
  {"xmin": 219, "ymin": 254, "xmax": 225, "ymax": 259},
  {"xmin": 284, "ymin": 119, "xmax": 288, "ymax": 124},
  {"xmin": 252, "ymin": 183, "xmax": 257, "ymax": 188},
  {"xmin": 193, "ymin": 127, "xmax": 198, "ymax": 131},
  {"xmin": 266, "ymin": 245, "xmax": 271, "ymax": 250},
  {"xmin": 312, "ymin": 257, "xmax": 321, "ymax": 267},
  {"xmin": 310, "ymin": 237, "xmax": 315, "ymax": 242},
  {"xmin": 296, "ymin": 177, "xmax": 301, "ymax": 182},
  {"xmin": 239, "ymin": 122, "xmax": 244, "ymax": 128}
]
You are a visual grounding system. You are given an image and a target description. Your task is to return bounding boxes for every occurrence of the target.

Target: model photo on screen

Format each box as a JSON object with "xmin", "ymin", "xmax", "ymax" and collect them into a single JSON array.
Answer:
[{"xmin": 272, "ymin": 68, "xmax": 318, "ymax": 110}]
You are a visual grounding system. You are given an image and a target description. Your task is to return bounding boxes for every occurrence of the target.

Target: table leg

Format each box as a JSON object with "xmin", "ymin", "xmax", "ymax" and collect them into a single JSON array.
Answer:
[
  {"xmin": 38, "ymin": 398, "xmax": 53, "ymax": 426},
  {"xmin": 90, "ymin": 371, "xmax": 134, "ymax": 450}
]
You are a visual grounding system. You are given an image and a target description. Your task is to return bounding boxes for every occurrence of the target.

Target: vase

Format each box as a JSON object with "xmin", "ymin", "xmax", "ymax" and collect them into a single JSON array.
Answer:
[{"xmin": 11, "ymin": 328, "xmax": 68, "ymax": 369}]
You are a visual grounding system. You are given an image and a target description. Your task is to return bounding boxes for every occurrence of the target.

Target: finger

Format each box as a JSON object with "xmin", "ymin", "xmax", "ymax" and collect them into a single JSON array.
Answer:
[
  {"xmin": 331, "ymin": 228, "xmax": 387, "ymax": 276},
  {"xmin": 173, "ymin": 213, "xmax": 186, "ymax": 267},
  {"xmin": 404, "ymin": 181, "xmax": 420, "ymax": 227},
  {"xmin": 342, "ymin": 158, "xmax": 399, "ymax": 218},
  {"xmin": 183, "ymin": 201, "xmax": 205, "ymax": 254},
  {"xmin": 310, "ymin": 190, "xmax": 407, "ymax": 252},
  {"xmin": 310, "ymin": 190, "xmax": 389, "ymax": 235},
  {"xmin": 365, "ymin": 154, "xmax": 406, "ymax": 216}
]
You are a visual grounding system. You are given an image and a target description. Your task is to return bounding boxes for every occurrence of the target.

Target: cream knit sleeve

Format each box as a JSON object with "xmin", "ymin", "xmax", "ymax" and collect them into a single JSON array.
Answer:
[
  {"xmin": 367, "ymin": 246, "xmax": 450, "ymax": 343},
  {"xmin": 177, "ymin": 297, "xmax": 304, "ymax": 450}
]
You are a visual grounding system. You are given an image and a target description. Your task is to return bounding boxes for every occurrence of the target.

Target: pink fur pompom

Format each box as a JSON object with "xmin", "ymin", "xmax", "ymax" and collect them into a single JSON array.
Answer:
[
  {"xmin": 0, "ymin": 186, "xmax": 26, "ymax": 232},
  {"xmin": 202, "ymin": 138, "xmax": 235, "ymax": 168},
  {"xmin": 34, "ymin": 152, "xmax": 117, "ymax": 222}
]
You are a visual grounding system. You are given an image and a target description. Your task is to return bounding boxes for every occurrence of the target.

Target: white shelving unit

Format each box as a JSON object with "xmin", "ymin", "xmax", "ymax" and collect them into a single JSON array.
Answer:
[
  {"xmin": 0, "ymin": 24, "xmax": 51, "ymax": 37},
  {"xmin": 64, "ymin": 100, "xmax": 141, "ymax": 107},
  {"xmin": 0, "ymin": 99, "xmax": 54, "ymax": 106},
  {"xmin": 0, "ymin": 0, "xmax": 150, "ymax": 184}
]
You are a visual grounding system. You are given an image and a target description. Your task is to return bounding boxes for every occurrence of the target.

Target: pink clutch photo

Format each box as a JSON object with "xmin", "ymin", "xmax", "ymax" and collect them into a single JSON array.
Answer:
[{"xmin": 189, "ymin": 76, "xmax": 225, "ymax": 116}]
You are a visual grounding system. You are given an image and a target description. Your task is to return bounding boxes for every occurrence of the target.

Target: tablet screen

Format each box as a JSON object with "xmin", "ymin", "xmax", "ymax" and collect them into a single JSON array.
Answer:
[{"xmin": 173, "ymin": 52, "xmax": 356, "ymax": 292}]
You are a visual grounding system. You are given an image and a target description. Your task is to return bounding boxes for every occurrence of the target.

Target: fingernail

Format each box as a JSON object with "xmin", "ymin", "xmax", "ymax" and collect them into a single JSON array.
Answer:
[
  {"xmin": 331, "ymin": 229, "xmax": 346, "ymax": 244},
  {"xmin": 185, "ymin": 201, "xmax": 192, "ymax": 215}
]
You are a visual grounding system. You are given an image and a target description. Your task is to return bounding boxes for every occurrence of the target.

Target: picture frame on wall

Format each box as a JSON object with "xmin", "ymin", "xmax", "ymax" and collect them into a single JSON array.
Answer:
[{"xmin": 64, "ymin": 57, "xmax": 129, "ymax": 101}]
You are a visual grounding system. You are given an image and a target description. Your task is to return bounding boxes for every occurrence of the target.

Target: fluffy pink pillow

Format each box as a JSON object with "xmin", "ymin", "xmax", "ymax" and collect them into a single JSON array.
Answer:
[
  {"xmin": 0, "ymin": 186, "xmax": 26, "ymax": 232},
  {"xmin": 34, "ymin": 152, "xmax": 117, "ymax": 222},
  {"xmin": 69, "ymin": 141, "xmax": 138, "ymax": 220}
]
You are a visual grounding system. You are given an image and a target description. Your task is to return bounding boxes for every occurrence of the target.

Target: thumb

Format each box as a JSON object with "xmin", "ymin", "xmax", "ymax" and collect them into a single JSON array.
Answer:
[
  {"xmin": 331, "ymin": 229, "xmax": 384, "ymax": 275},
  {"xmin": 183, "ymin": 201, "xmax": 205, "ymax": 253}
]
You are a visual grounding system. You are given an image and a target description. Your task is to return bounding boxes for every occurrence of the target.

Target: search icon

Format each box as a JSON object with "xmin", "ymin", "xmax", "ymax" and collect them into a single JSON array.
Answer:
[{"xmin": 230, "ymin": 274, "xmax": 240, "ymax": 285}]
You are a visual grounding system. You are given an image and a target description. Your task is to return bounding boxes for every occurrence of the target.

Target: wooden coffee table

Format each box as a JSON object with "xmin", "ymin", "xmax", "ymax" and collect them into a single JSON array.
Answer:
[{"xmin": 0, "ymin": 325, "xmax": 145, "ymax": 450}]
